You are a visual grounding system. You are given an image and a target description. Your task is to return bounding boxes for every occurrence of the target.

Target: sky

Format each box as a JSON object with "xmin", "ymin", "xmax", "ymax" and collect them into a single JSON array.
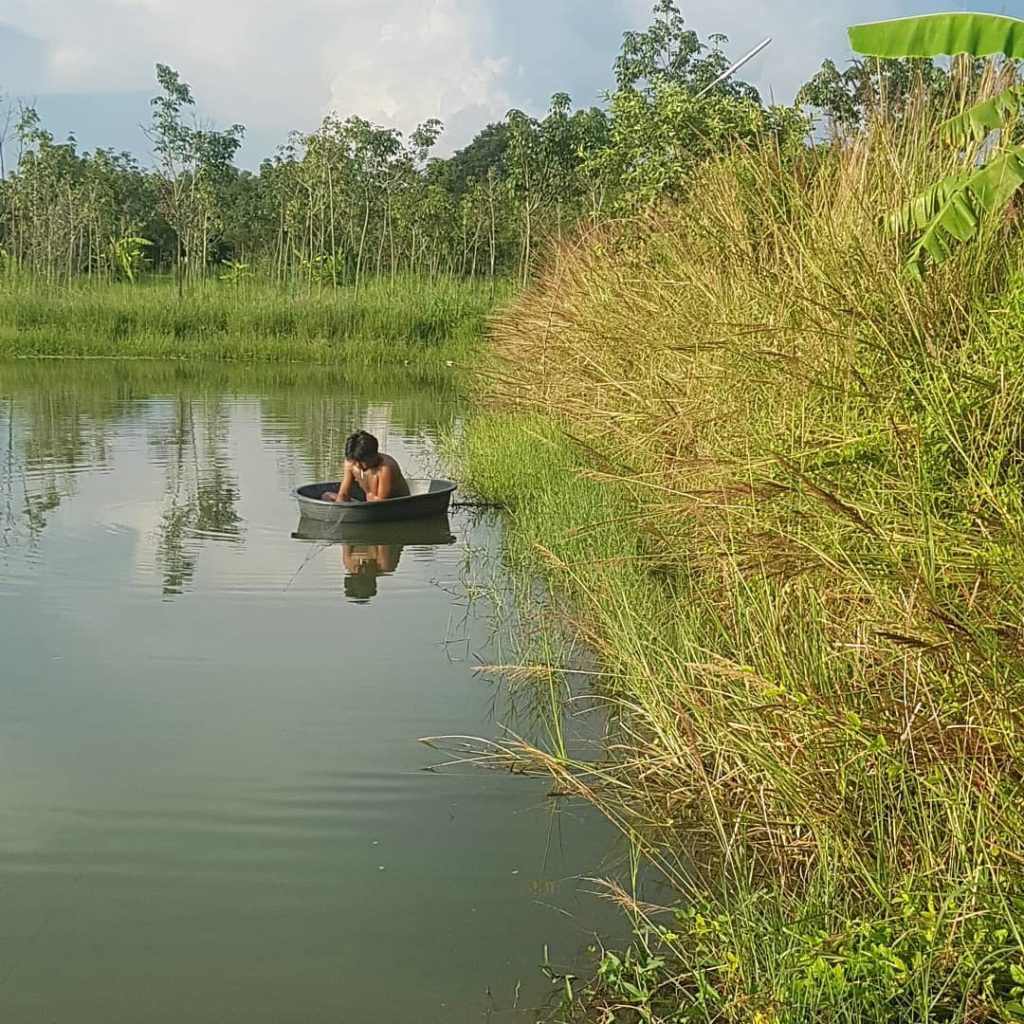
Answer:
[{"xmin": 1, "ymin": 0, "xmax": 1022, "ymax": 168}]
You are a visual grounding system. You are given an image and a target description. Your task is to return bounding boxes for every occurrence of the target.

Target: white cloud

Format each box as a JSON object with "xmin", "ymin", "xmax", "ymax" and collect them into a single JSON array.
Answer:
[
  {"xmin": 0, "ymin": 0, "xmax": 517, "ymax": 154},
  {"xmin": 321, "ymin": 0, "xmax": 512, "ymax": 137},
  {"xmin": 1, "ymin": 0, "xmax": 1002, "ymax": 162}
]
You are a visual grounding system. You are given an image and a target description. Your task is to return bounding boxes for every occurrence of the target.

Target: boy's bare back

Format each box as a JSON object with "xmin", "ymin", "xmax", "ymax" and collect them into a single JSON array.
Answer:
[{"xmin": 346, "ymin": 452, "xmax": 410, "ymax": 502}]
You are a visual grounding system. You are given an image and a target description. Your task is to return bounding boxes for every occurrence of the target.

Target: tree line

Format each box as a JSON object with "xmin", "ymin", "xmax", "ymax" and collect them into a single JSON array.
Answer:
[{"xmin": 0, "ymin": 1, "xmax": 954, "ymax": 288}]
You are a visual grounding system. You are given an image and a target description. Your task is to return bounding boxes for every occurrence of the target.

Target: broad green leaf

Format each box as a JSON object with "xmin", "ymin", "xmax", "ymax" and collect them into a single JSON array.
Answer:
[
  {"xmin": 888, "ymin": 172, "xmax": 971, "ymax": 234},
  {"xmin": 899, "ymin": 146, "xmax": 1024, "ymax": 275},
  {"xmin": 940, "ymin": 84, "xmax": 1024, "ymax": 147},
  {"xmin": 849, "ymin": 13, "xmax": 1024, "ymax": 60}
]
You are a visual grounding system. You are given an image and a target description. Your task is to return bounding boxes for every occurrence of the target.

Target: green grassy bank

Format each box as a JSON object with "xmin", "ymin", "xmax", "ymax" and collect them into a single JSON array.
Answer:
[
  {"xmin": 460, "ymin": 126, "xmax": 1024, "ymax": 1021},
  {"xmin": 0, "ymin": 276, "xmax": 507, "ymax": 368}
]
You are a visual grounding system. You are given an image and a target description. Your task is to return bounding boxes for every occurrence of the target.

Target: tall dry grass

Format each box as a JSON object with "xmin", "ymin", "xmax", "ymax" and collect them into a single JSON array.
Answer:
[{"xmin": 463, "ymin": 88, "xmax": 1024, "ymax": 1021}]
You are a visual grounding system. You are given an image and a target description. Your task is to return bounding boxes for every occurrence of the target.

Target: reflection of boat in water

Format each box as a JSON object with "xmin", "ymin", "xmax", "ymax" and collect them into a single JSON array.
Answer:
[
  {"xmin": 293, "ymin": 479, "xmax": 457, "ymax": 523},
  {"xmin": 291, "ymin": 514, "xmax": 457, "ymax": 604},
  {"xmin": 290, "ymin": 515, "xmax": 456, "ymax": 547}
]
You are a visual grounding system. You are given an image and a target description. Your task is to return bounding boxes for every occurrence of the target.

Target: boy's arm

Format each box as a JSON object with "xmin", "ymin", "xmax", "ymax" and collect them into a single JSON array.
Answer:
[
  {"xmin": 337, "ymin": 461, "xmax": 355, "ymax": 503},
  {"xmin": 366, "ymin": 463, "xmax": 393, "ymax": 502}
]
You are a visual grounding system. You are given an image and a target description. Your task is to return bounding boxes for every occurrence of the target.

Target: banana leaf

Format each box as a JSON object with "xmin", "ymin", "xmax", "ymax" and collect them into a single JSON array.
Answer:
[
  {"xmin": 896, "ymin": 146, "xmax": 1024, "ymax": 277},
  {"xmin": 888, "ymin": 173, "xmax": 972, "ymax": 234},
  {"xmin": 849, "ymin": 13, "xmax": 1024, "ymax": 60},
  {"xmin": 939, "ymin": 84, "xmax": 1024, "ymax": 147}
]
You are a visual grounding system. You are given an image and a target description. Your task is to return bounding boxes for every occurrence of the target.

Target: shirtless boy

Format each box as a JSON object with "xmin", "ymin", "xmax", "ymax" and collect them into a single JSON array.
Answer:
[{"xmin": 322, "ymin": 430, "xmax": 411, "ymax": 503}]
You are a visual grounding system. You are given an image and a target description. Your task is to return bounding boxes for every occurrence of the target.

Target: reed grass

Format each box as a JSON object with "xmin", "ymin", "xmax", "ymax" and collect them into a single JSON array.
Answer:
[
  {"xmin": 0, "ymin": 275, "xmax": 507, "ymax": 367},
  {"xmin": 460, "ymin": 88, "xmax": 1024, "ymax": 1023}
]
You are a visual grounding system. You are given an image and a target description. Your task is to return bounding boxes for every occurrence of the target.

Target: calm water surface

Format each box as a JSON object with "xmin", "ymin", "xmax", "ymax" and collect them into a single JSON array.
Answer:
[{"xmin": 0, "ymin": 361, "xmax": 620, "ymax": 1024}]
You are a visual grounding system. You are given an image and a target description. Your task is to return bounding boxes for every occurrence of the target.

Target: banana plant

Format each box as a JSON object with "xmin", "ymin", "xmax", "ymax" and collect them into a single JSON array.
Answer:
[
  {"xmin": 298, "ymin": 253, "xmax": 346, "ymax": 286},
  {"xmin": 107, "ymin": 235, "xmax": 153, "ymax": 283},
  {"xmin": 849, "ymin": 13, "xmax": 1024, "ymax": 277},
  {"xmin": 219, "ymin": 259, "xmax": 253, "ymax": 285}
]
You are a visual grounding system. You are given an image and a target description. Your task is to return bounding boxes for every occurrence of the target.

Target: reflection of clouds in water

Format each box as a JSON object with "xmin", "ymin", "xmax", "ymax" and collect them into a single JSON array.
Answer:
[
  {"xmin": 360, "ymin": 406, "xmax": 393, "ymax": 451},
  {"xmin": 0, "ymin": 369, "xmax": 632, "ymax": 1023},
  {"xmin": 259, "ymin": 386, "xmax": 457, "ymax": 483},
  {"xmin": 1, "ymin": 367, "xmax": 460, "ymax": 602},
  {"xmin": 0, "ymin": 768, "xmax": 72, "ymax": 857}
]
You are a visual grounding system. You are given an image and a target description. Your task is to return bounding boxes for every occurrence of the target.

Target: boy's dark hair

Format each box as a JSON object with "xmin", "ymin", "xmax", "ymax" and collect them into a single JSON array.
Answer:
[
  {"xmin": 345, "ymin": 430, "xmax": 379, "ymax": 465},
  {"xmin": 344, "ymin": 571, "xmax": 378, "ymax": 603}
]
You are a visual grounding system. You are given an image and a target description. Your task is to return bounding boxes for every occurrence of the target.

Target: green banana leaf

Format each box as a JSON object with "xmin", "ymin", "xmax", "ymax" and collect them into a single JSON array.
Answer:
[
  {"xmin": 888, "ymin": 172, "xmax": 971, "ymax": 235},
  {"xmin": 849, "ymin": 13, "xmax": 1024, "ymax": 59},
  {"xmin": 895, "ymin": 146, "xmax": 1024, "ymax": 277},
  {"xmin": 939, "ymin": 83, "xmax": 1024, "ymax": 147}
]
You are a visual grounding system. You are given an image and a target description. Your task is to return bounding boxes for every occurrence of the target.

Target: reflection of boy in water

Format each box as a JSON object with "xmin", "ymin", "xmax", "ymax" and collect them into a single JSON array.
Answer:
[
  {"xmin": 322, "ymin": 431, "xmax": 410, "ymax": 503},
  {"xmin": 342, "ymin": 544, "xmax": 402, "ymax": 603}
]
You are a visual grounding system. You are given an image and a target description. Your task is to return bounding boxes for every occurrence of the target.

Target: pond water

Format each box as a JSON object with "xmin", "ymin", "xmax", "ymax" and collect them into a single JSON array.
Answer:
[{"xmin": 0, "ymin": 361, "xmax": 621, "ymax": 1024}]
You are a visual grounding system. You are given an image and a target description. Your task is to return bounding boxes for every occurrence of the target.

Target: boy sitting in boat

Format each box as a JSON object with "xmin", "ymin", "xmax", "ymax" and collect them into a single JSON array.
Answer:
[{"xmin": 322, "ymin": 430, "xmax": 411, "ymax": 503}]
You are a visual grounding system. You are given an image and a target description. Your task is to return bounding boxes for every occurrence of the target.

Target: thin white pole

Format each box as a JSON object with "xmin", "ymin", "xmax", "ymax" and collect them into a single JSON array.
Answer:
[{"xmin": 696, "ymin": 37, "xmax": 773, "ymax": 98}]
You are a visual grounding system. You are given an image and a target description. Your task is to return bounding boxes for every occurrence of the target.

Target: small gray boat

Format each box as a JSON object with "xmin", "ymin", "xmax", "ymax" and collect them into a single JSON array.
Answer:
[
  {"xmin": 291, "ymin": 514, "xmax": 456, "ymax": 546},
  {"xmin": 293, "ymin": 478, "xmax": 457, "ymax": 524}
]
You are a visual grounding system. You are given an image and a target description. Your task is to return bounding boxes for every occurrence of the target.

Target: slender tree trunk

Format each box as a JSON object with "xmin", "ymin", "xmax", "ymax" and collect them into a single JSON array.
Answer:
[
  {"xmin": 521, "ymin": 199, "xmax": 532, "ymax": 287},
  {"xmin": 375, "ymin": 195, "xmax": 387, "ymax": 278},
  {"xmin": 176, "ymin": 229, "xmax": 184, "ymax": 298},
  {"xmin": 488, "ymin": 186, "xmax": 497, "ymax": 281},
  {"xmin": 306, "ymin": 200, "xmax": 315, "ymax": 296},
  {"xmin": 315, "ymin": 188, "xmax": 325, "ymax": 297},
  {"xmin": 201, "ymin": 209, "xmax": 209, "ymax": 276},
  {"xmin": 355, "ymin": 195, "xmax": 370, "ymax": 290},
  {"xmin": 277, "ymin": 206, "xmax": 286, "ymax": 284},
  {"xmin": 327, "ymin": 162, "xmax": 338, "ymax": 289},
  {"xmin": 387, "ymin": 194, "xmax": 396, "ymax": 284},
  {"xmin": 470, "ymin": 220, "xmax": 482, "ymax": 278}
]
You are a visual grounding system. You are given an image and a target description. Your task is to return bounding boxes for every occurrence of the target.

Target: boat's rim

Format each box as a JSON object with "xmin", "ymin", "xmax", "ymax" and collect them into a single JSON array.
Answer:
[{"xmin": 293, "ymin": 478, "xmax": 457, "ymax": 507}]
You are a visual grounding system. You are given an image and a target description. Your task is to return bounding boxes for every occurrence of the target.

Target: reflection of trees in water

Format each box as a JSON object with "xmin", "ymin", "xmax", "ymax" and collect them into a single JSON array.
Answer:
[
  {"xmin": 0, "ymin": 365, "xmax": 245, "ymax": 592},
  {"xmin": 22, "ymin": 488, "xmax": 62, "ymax": 536},
  {"xmin": 0, "ymin": 361, "xmax": 452, "ymax": 591},
  {"xmin": 1, "ymin": 398, "xmax": 16, "ymax": 546},
  {"xmin": 150, "ymin": 394, "xmax": 243, "ymax": 596},
  {"xmin": 0, "ymin": 378, "xmax": 125, "ymax": 543},
  {"xmin": 260, "ymin": 377, "xmax": 459, "ymax": 481}
]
